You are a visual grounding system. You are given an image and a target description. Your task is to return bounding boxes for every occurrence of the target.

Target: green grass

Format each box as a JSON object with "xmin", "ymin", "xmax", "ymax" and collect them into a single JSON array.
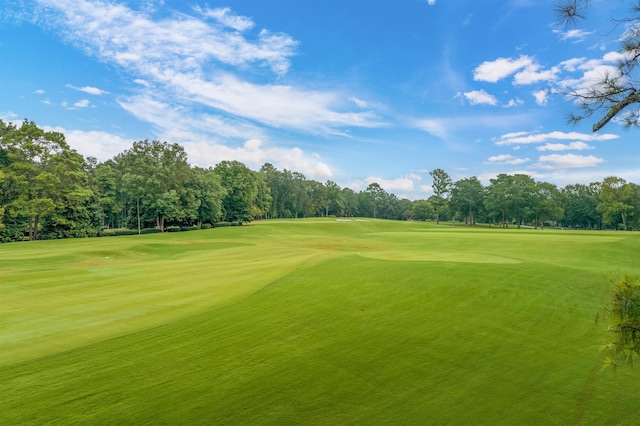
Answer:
[{"xmin": 1, "ymin": 219, "xmax": 639, "ymax": 424}]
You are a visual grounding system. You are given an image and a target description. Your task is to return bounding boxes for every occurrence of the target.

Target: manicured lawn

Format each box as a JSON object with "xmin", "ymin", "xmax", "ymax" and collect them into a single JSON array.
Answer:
[{"xmin": 1, "ymin": 219, "xmax": 639, "ymax": 424}]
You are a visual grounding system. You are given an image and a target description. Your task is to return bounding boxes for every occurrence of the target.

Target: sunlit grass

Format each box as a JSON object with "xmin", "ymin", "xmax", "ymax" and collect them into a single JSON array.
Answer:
[{"xmin": 1, "ymin": 219, "xmax": 639, "ymax": 424}]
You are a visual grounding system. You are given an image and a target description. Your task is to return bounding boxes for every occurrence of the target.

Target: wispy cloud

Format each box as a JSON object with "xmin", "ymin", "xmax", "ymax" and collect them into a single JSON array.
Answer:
[
  {"xmin": 532, "ymin": 89, "xmax": 548, "ymax": 106},
  {"xmin": 38, "ymin": 0, "xmax": 297, "ymax": 74},
  {"xmin": 537, "ymin": 141, "xmax": 594, "ymax": 151},
  {"xmin": 66, "ymin": 84, "xmax": 106, "ymax": 95},
  {"xmin": 35, "ymin": 0, "xmax": 382, "ymax": 134},
  {"xmin": 367, "ymin": 176, "xmax": 415, "ymax": 192},
  {"xmin": 461, "ymin": 90, "xmax": 498, "ymax": 106},
  {"xmin": 486, "ymin": 154, "xmax": 530, "ymax": 165},
  {"xmin": 73, "ymin": 99, "xmax": 90, "ymax": 108},
  {"xmin": 473, "ymin": 55, "xmax": 533, "ymax": 83},
  {"xmin": 194, "ymin": 6, "xmax": 255, "ymax": 32},
  {"xmin": 535, "ymin": 154, "xmax": 605, "ymax": 169},
  {"xmin": 494, "ymin": 130, "xmax": 618, "ymax": 146},
  {"xmin": 555, "ymin": 28, "xmax": 594, "ymax": 42}
]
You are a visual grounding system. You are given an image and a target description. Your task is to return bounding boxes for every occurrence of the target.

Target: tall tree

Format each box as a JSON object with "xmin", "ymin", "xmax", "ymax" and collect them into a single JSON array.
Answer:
[
  {"xmin": 365, "ymin": 182, "xmax": 386, "ymax": 219},
  {"xmin": 252, "ymin": 172, "xmax": 272, "ymax": 220},
  {"xmin": 0, "ymin": 120, "xmax": 90, "ymax": 240},
  {"xmin": 450, "ymin": 177, "xmax": 485, "ymax": 225},
  {"xmin": 191, "ymin": 167, "xmax": 225, "ymax": 226},
  {"xmin": 214, "ymin": 160, "xmax": 258, "ymax": 224},
  {"xmin": 597, "ymin": 176, "xmax": 636, "ymax": 230},
  {"xmin": 555, "ymin": 0, "xmax": 640, "ymax": 131},
  {"xmin": 118, "ymin": 140, "xmax": 197, "ymax": 230},
  {"xmin": 530, "ymin": 181, "xmax": 564, "ymax": 229},
  {"xmin": 429, "ymin": 168, "xmax": 452, "ymax": 224},
  {"xmin": 562, "ymin": 182, "xmax": 602, "ymax": 229}
]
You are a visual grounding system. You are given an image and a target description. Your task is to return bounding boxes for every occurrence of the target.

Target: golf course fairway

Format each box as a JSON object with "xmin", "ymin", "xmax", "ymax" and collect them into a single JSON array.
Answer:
[{"xmin": 1, "ymin": 219, "xmax": 639, "ymax": 424}]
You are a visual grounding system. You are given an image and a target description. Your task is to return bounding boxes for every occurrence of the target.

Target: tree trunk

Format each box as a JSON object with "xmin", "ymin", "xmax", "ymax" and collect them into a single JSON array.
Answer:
[
  {"xmin": 28, "ymin": 216, "xmax": 33, "ymax": 241},
  {"xmin": 34, "ymin": 215, "xmax": 39, "ymax": 240},
  {"xmin": 136, "ymin": 197, "xmax": 141, "ymax": 235}
]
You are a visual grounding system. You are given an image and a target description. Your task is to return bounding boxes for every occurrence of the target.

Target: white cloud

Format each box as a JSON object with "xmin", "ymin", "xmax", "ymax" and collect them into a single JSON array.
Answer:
[
  {"xmin": 363, "ymin": 175, "xmax": 416, "ymax": 192},
  {"xmin": 35, "ymin": 89, "xmax": 45, "ymax": 94},
  {"xmin": 40, "ymin": 0, "xmax": 298, "ymax": 75},
  {"xmin": 412, "ymin": 113, "xmax": 537, "ymax": 140},
  {"xmin": 73, "ymin": 99, "xmax": 90, "ymax": 108},
  {"xmin": 486, "ymin": 154, "xmax": 530, "ymax": 165},
  {"xmin": 560, "ymin": 58, "xmax": 586, "ymax": 72},
  {"xmin": 535, "ymin": 154, "xmax": 605, "ymax": 169},
  {"xmin": 36, "ymin": 0, "xmax": 383, "ymax": 133},
  {"xmin": 532, "ymin": 89, "xmax": 548, "ymax": 106},
  {"xmin": 133, "ymin": 79, "xmax": 151, "ymax": 87},
  {"xmin": 185, "ymin": 139, "xmax": 333, "ymax": 180},
  {"xmin": 350, "ymin": 97, "xmax": 368, "ymax": 108},
  {"xmin": 67, "ymin": 84, "xmax": 106, "ymax": 95},
  {"xmin": 495, "ymin": 130, "xmax": 618, "ymax": 146},
  {"xmin": 118, "ymin": 95, "xmax": 264, "ymax": 141},
  {"xmin": 513, "ymin": 64, "xmax": 559, "ymax": 85},
  {"xmin": 412, "ymin": 118, "xmax": 450, "ymax": 139},
  {"xmin": 503, "ymin": 98, "xmax": 524, "ymax": 108},
  {"xmin": 537, "ymin": 142, "xmax": 594, "ymax": 151},
  {"xmin": 557, "ymin": 29, "xmax": 594, "ymax": 42},
  {"xmin": 473, "ymin": 55, "xmax": 533, "ymax": 83},
  {"xmin": 194, "ymin": 6, "xmax": 254, "ymax": 32},
  {"xmin": 463, "ymin": 90, "xmax": 498, "ymax": 106},
  {"xmin": 44, "ymin": 126, "xmax": 132, "ymax": 161},
  {"xmin": 427, "ymin": 0, "xmax": 436, "ymax": 5}
]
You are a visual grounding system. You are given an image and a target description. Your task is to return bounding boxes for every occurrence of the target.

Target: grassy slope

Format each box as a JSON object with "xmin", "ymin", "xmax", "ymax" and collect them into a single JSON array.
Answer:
[{"xmin": 1, "ymin": 219, "xmax": 639, "ymax": 424}]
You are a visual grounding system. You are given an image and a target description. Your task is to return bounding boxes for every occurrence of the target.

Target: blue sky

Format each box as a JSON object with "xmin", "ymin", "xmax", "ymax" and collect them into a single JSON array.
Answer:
[{"xmin": 1, "ymin": 0, "xmax": 638, "ymax": 198}]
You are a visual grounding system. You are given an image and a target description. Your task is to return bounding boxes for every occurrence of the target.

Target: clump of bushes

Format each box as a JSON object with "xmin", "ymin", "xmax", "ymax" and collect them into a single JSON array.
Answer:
[
  {"xmin": 180, "ymin": 225, "xmax": 199, "ymax": 232},
  {"xmin": 140, "ymin": 228, "xmax": 162, "ymax": 234},
  {"xmin": 166, "ymin": 226, "xmax": 181, "ymax": 232},
  {"xmin": 201, "ymin": 223, "xmax": 212, "ymax": 229}
]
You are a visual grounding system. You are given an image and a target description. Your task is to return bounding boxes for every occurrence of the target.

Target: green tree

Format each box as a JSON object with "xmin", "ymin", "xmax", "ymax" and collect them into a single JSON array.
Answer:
[
  {"xmin": 530, "ymin": 181, "xmax": 564, "ymax": 229},
  {"xmin": 1, "ymin": 120, "xmax": 89, "ymax": 240},
  {"xmin": 597, "ymin": 176, "xmax": 635, "ymax": 230},
  {"xmin": 91, "ymin": 161, "xmax": 121, "ymax": 228},
  {"xmin": 118, "ymin": 140, "xmax": 197, "ymax": 230},
  {"xmin": 253, "ymin": 172, "xmax": 272, "ymax": 220},
  {"xmin": 555, "ymin": 0, "xmax": 640, "ymax": 131},
  {"xmin": 412, "ymin": 199, "xmax": 435, "ymax": 221},
  {"xmin": 214, "ymin": 160, "xmax": 258, "ymax": 224},
  {"xmin": 0, "ymin": 170, "xmax": 5, "ymax": 229},
  {"xmin": 485, "ymin": 174, "xmax": 514, "ymax": 228},
  {"xmin": 340, "ymin": 187, "xmax": 359, "ymax": 217},
  {"xmin": 429, "ymin": 168, "xmax": 452, "ymax": 224},
  {"xmin": 365, "ymin": 182, "xmax": 386, "ymax": 219},
  {"xmin": 450, "ymin": 177, "xmax": 485, "ymax": 225},
  {"xmin": 192, "ymin": 167, "xmax": 226, "ymax": 226},
  {"xmin": 562, "ymin": 182, "xmax": 602, "ymax": 229}
]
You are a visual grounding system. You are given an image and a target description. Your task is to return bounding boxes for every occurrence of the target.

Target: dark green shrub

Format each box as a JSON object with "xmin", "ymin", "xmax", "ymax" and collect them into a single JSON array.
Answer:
[
  {"xmin": 201, "ymin": 223, "xmax": 212, "ymax": 229},
  {"xmin": 214, "ymin": 222, "xmax": 232, "ymax": 228},
  {"xmin": 180, "ymin": 225, "xmax": 199, "ymax": 232},
  {"xmin": 114, "ymin": 229, "xmax": 138, "ymax": 236},
  {"xmin": 140, "ymin": 228, "xmax": 163, "ymax": 234},
  {"xmin": 167, "ymin": 226, "xmax": 181, "ymax": 232}
]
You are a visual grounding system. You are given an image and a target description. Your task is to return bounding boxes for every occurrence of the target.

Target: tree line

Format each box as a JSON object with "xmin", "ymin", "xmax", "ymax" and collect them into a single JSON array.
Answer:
[{"xmin": 1, "ymin": 119, "xmax": 638, "ymax": 242}]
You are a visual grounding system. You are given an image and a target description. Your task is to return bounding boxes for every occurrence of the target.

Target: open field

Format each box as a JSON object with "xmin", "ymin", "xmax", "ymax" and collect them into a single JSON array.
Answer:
[{"xmin": 1, "ymin": 219, "xmax": 639, "ymax": 424}]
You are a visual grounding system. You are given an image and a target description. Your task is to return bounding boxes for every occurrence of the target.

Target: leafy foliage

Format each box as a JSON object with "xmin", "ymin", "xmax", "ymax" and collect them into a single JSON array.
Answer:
[
  {"xmin": 601, "ymin": 274, "xmax": 640, "ymax": 367},
  {"xmin": 555, "ymin": 0, "xmax": 640, "ymax": 131}
]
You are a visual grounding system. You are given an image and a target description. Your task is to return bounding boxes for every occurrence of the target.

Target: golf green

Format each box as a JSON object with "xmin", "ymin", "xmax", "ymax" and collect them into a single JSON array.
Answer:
[{"xmin": 1, "ymin": 219, "xmax": 638, "ymax": 424}]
